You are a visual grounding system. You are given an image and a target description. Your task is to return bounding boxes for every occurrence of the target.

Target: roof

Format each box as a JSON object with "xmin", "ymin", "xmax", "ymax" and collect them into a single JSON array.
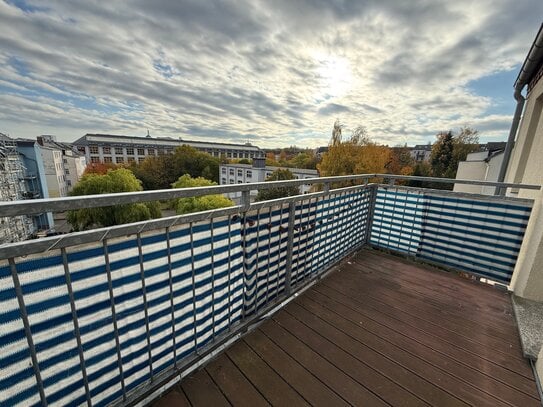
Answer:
[
  {"xmin": 73, "ymin": 133, "xmax": 262, "ymax": 151},
  {"xmin": 515, "ymin": 23, "xmax": 543, "ymax": 92},
  {"xmin": 412, "ymin": 144, "xmax": 432, "ymax": 150}
]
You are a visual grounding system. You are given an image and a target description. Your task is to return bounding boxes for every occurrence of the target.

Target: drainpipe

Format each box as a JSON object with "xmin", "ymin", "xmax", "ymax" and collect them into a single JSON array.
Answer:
[
  {"xmin": 496, "ymin": 23, "xmax": 543, "ymax": 196},
  {"xmin": 495, "ymin": 90, "xmax": 525, "ymax": 195}
]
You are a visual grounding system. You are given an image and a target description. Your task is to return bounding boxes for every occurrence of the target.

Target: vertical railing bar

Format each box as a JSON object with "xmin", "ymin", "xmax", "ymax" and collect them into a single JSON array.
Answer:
[
  {"xmin": 9, "ymin": 258, "xmax": 48, "ymax": 407},
  {"xmin": 254, "ymin": 209, "xmax": 261, "ymax": 314},
  {"xmin": 294, "ymin": 200, "xmax": 303, "ymax": 287},
  {"xmin": 366, "ymin": 184, "xmax": 377, "ymax": 245},
  {"xmin": 210, "ymin": 218, "xmax": 216, "ymax": 341},
  {"xmin": 61, "ymin": 248, "xmax": 92, "ymax": 407},
  {"xmin": 284, "ymin": 201, "xmax": 296, "ymax": 296},
  {"xmin": 276, "ymin": 202, "xmax": 286, "ymax": 301},
  {"xmin": 189, "ymin": 222, "xmax": 198, "ymax": 353},
  {"xmin": 137, "ymin": 232, "xmax": 154, "ymax": 381},
  {"xmin": 226, "ymin": 215, "xmax": 233, "ymax": 331},
  {"xmin": 103, "ymin": 240, "xmax": 127, "ymax": 401},
  {"xmin": 240, "ymin": 190, "xmax": 250, "ymax": 322},
  {"xmin": 165, "ymin": 227, "xmax": 177, "ymax": 369},
  {"xmin": 265, "ymin": 205, "xmax": 272, "ymax": 306},
  {"xmin": 301, "ymin": 198, "xmax": 310, "ymax": 284}
]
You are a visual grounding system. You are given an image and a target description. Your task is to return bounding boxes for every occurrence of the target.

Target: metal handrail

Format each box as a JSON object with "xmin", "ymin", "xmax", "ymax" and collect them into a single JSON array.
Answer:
[{"xmin": 0, "ymin": 173, "xmax": 539, "ymax": 217}]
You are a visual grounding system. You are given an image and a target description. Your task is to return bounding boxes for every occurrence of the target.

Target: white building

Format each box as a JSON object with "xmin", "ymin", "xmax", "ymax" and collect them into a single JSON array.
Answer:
[
  {"xmin": 410, "ymin": 144, "xmax": 432, "ymax": 162},
  {"xmin": 219, "ymin": 158, "xmax": 319, "ymax": 200},
  {"xmin": 37, "ymin": 135, "xmax": 87, "ymax": 197},
  {"xmin": 73, "ymin": 133, "xmax": 265, "ymax": 165},
  {"xmin": 454, "ymin": 149, "xmax": 504, "ymax": 195}
]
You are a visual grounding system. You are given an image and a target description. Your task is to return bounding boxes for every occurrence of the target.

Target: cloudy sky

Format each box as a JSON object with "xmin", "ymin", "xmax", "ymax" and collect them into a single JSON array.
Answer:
[{"xmin": 1, "ymin": 1, "xmax": 542, "ymax": 148}]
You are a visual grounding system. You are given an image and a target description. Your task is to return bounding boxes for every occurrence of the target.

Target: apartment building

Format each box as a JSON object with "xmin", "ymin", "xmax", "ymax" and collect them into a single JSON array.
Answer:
[{"xmin": 73, "ymin": 133, "xmax": 265, "ymax": 164}]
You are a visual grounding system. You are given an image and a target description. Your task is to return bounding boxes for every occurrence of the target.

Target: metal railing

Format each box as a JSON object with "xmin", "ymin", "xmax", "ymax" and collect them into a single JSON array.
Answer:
[{"xmin": 0, "ymin": 174, "xmax": 539, "ymax": 407}]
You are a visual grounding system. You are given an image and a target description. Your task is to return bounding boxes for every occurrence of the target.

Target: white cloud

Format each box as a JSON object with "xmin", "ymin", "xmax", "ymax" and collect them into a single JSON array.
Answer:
[{"xmin": 0, "ymin": 0, "xmax": 541, "ymax": 147}]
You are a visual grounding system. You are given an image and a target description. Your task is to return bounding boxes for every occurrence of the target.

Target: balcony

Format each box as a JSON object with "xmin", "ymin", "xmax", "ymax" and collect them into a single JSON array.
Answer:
[{"xmin": 0, "ymin": 174, "xmax": 541, "ymax": 406}]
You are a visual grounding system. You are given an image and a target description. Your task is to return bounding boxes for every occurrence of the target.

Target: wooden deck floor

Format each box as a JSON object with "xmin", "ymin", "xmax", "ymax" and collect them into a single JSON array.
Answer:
[{"xmin": 153, "ymin": 249, "xmax": 541, "ymax": 407}]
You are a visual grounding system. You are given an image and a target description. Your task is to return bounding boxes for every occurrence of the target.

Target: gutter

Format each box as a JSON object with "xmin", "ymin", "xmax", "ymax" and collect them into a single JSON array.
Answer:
[{"xmin": 496, "ymin": 23, "xmax": 543, "ymax": 195}]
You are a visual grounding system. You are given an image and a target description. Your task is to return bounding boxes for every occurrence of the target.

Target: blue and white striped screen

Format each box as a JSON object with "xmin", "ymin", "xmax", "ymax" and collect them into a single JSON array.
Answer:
[{"xmin": 370, "ymin": 186, "xmax": 532, "ymax": 284}]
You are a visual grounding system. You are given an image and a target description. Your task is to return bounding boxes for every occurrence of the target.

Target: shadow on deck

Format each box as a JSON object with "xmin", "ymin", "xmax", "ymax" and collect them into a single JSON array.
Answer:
[{"xmin": 154, "ymin": 249, "xmax": 541, "ymax": 407}]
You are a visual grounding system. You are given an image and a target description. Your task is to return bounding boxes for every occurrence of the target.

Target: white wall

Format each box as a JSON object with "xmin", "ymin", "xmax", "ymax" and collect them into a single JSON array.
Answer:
[{"xmin": 454, "ymin": 161, "xmax": 487, "ymax": 194}]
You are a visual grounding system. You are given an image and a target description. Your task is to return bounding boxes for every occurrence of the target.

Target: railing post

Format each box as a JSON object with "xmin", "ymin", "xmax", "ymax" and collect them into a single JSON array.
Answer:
[
  {"xmin": 240, "ymin": 189, "xmax": 250, "ymax": 320},
  {"xmin": 284, "ymin": 201, "xmax": 296, "ymax": 295},
  {"xmin": 366, "ymin": 184, "xmax": 378, "ymax": 245}
]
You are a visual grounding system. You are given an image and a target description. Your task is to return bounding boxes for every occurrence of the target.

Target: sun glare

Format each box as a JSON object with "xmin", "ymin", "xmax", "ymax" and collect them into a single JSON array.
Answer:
[{"xmin": 315, "ymin": 54, "xmax": 353, "ymax": 99}]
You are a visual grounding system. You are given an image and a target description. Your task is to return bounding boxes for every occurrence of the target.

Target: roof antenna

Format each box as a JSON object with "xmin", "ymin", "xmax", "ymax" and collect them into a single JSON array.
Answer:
[{"xmin": 146, "ymin": 129, "xmax": 151, "ymax": 138}]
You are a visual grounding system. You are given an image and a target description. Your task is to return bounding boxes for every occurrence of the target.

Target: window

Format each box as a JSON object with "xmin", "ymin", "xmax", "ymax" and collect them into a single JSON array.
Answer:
[
  {"xmin": 116, "ymin": 157, "xmax": 124, "ymax": 164},
  {"xmin": 127, "ymin": 157, "xmax": 135, "ymax": 163},
  {"xmin": 229, "ymin": 169, "xmax": 234, "ymax": 175},
  {"xmin": 229, "ymin": 179, "xmax": 234, "ymax": 184},
  {"xmin": 137, "ymin": 148, "xmax": 145, "ymax": 155},
  {"xmin": 63, "ymin": 158, "xmax": 68, "ymax": 164},
  {"xmin": 246, "ymin": 170, "xmax": 252, "ymax": 178},
  {"xmin": 104, "ymin": 157, "xmax": 113, "ymax": 163},
  {"xmin": 222, "ymin": 167, "xmax": 226, "ymax": 173},
  {"xmin": 65, "ymin": 168, "xmax": 70, "ymax": 175},
  {"xmin": 90, "ymin": 156, "xmax": 100, "ymax": 163},
  {"xmin": 77, "ymin": 146, "xmax": 86, "ymax": 154},
  {"xmin": 221, "ymin": 178, "xmax": 226, "ymax": 184},
  {"xmin": 103, "ymin": 146, "xmax": 111, "ymax": 154},
  {"xmin": 115, "ymin": 147, "xmax": 123, "ymax": 155},
  {"xmin": 238, "ymin": 180, "xmax": 242, "ymax": 184},
  {"xmin": 237, "ymin": 169, "xmax": 243, "ymax": 176},
  {"xmin": 138, "ymin": 157, "xmax": 146, "ymax": 163},
  {"xmin": 89, "ymin": 145, "xmax": 99, "ymax": 154},
  {"xmin": 126, "ymin": 148, "xmax": 134, "ymax": 155},
  {"xmin": 233, "ymin": 152, "xmax": 238, "ymax": 158},
  {"xmin": 227, "ymin": 152, "xmax": 232, "ymax": 158},
  {"xmin": 148, "ymin": 148, "xmax": 155, "ymax": 155},
  {"xmin": 67, "ymin": 180, "xmax": 72, "ymax": 187},
  {"xmin": 158, "ymin": 149, "xmax": 165, "ymax": 155},
  {"xmin": 166, "ymin": 149, "xmax": 173, "ymax": 154}
]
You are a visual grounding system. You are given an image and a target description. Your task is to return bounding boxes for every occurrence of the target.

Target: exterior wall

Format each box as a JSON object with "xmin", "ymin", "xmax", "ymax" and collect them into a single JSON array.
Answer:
[
  {"xmin": 64, "ymin": 153, "xmax": 86, "ymax": 192},
  {"xmin": 453, "ymin": 161, "xmax": 487, "ymax": 194},
  {"xmin": 453, "ymin": 152, "xmax": 503, "ymax": 195},
  {"xmin": 41, "ymin": 148, "xmax": 68, "ymax": 198},
  {"xmin": 74, "ymin": 134, "xmax": 265, "ymax": 165},
  {"xmin": 410, "ymin": 146, "xmax": 432, "ymax": 162},
  {"xmin": 219, "ymin": 164, "xmax": 318, "ymax": 200},
  {"xmin": 16, "ymin": 142, "xmax": 54, "ymax": 229},
  {"xmin": 506, "ymin": 71, "xmax": 543, "ymax": 302}
]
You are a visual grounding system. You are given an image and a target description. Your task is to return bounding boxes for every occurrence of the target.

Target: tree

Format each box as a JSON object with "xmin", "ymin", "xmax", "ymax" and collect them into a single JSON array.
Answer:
[
  {"xmin": 429, "ymin": 128, "xmax": 479, "ymax": 182},
  {"xmin": 318, "ymin": 125, "xmax": 391, "ymax": 185},
  {"xmin": 430, "ymin": 131, "xmax": 454, "ymax": 178},
  {"xmin": 256, "ymin": 169, "xmax": 300, "ymax": 201},
  {"xmin": 129, "ymin": 145, "xmax": 221, "ymax": 190},
  {"xmin": 387, "ymin": 145, "xmax": 415, "ymax": 182},
  {"xmin": 171, "ymin": 174, "xmax": 233, "ymax": 214},
  {"xmin": 67, "ymin": 168, "xmax": 161, "ymax": 231},
  {"xmin": 83, "ymin": 162, "xmax": 118, "ymax": 176}
]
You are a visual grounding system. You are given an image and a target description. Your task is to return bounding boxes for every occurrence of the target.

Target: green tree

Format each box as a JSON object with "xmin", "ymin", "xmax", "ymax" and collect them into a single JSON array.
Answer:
[
  {"xmin": 430, "ymin": 131, "xmax": 454, "ymax": 178},
  {"xmin": 67, "ymin": 168, "xmax": 161, "ymax": 231},
  {"xmin": 256, "ymin": 169, "xmax": 300, "ymax": 201},
  {"xmin": 129, "ymin": 145, "xmax": 221, "ymax": 190},
  {"xmin": 172, "ymin": 174, "xmax": 233, "ymax": 214}
]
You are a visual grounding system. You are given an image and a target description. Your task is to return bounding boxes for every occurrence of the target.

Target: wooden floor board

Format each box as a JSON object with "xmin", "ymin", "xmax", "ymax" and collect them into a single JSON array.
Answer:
[{"xmin": 155, "ymin": 249, "xmax": 540, "ymax": 407}]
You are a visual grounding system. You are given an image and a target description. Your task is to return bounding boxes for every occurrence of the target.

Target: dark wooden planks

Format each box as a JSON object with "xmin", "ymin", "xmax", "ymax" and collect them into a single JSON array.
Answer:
[
  {"xmin": 153, "ymin": 388, "xmax": 191, "ymax": 407},
  {"xmin": 157, "ymin": 249, "xmax": 540, "ymax": 407},
  {"xmin": 181, "ymin": 368, "xmax": 230, "ymax": 406},
  {"xmin": 205, "ymin": 354, "xmax": 270, "ymax": 407}
]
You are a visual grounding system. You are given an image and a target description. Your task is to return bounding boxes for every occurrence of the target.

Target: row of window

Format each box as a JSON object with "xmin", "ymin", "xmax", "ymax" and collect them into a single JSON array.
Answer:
[
  {"xmin": 82, "ymin": 145, "xmax": 263, "ymax": 159},
  {"xmin": 221, "ymin": 168, "xmax": 253, "ymax": 178},
  {"xmin": 90, "ymin": 156, "xmax": 144, "ymax": 164}
]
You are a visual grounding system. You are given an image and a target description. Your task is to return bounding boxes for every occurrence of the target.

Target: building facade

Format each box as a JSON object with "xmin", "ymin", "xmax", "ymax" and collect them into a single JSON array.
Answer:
[
  {"xmin": 410, "ymin": 144, "xmax": 432, "ymax": 162},
  {"xmin": 454, "ymin": 148, "xmax": 505, "ymax": 195},
  {"xmin": 16, "ymin": 138, "xmax": 54, "ymax": 231},
  {"xmin": 219, "ymin": 158, "xmax": 318, "ymax": 200},
  {"xmin": 73, "ymin": 133, "xmax": 265, "ymax": 165}
]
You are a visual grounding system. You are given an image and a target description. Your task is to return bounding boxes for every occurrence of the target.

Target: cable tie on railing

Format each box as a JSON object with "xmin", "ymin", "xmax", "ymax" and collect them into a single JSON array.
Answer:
[{"xmin": 99, "ymin": 229, "xmax": 111, "ymax": 242}]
